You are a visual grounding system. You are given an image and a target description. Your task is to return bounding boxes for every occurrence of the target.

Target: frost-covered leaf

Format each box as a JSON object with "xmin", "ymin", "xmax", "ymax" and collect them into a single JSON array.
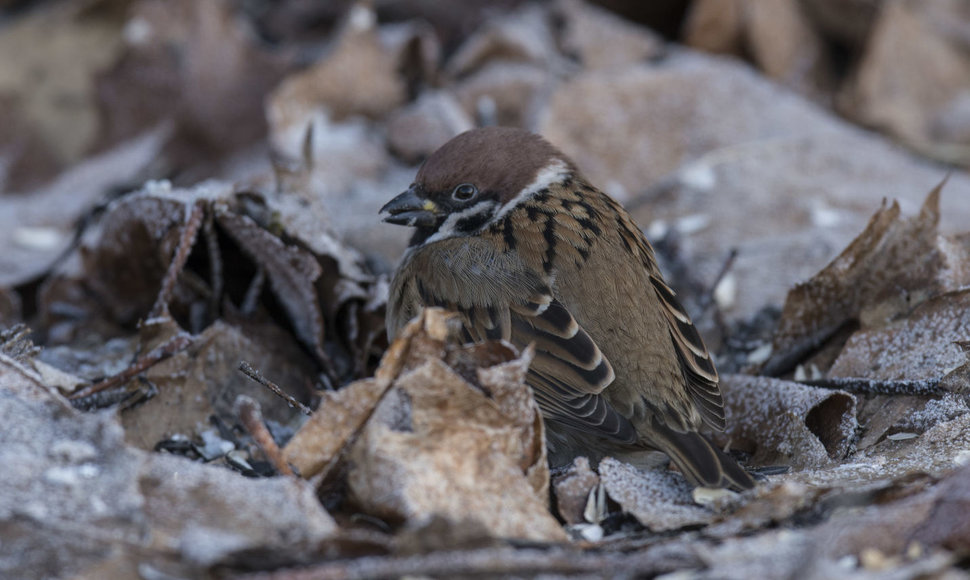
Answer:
[
  {"xmin": 216, "ymin": 208, "xmax": 328, "ymax": 367},
  {"xmin": 719, "ymin": 374, "xmax": 857, "ymax": 469},
  {"xmin": 828, "ymin": 289, "xmax": 970, "ymax": 384},
  {"xmin": 599, "ymin": 457, "xmax": 715, "ymax": 531},
  {"xmin": 764, "ymin": 183, "xmax": 968, "ymax": 375},
  {"xmin": 310, "ymin": 308, "xmax": 565, "ymax": 542}
]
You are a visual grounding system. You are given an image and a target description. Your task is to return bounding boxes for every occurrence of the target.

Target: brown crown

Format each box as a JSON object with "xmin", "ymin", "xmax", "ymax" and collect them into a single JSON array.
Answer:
[{"xmin": 415, "ymin": 127, "xmax": 576, "ymax": 203}]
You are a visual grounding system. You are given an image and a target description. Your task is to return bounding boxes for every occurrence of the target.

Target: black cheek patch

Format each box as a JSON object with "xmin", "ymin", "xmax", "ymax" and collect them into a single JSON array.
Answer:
[{"xmin": 455, "ymin": 211, "xmax": 493, "ymax": 233}]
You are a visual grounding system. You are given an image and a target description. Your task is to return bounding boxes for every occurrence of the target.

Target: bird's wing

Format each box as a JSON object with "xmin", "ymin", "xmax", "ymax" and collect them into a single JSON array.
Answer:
[
  {"xmin": 609, "ymin": 200, "xmax": 726, "ymax": 432},
  {"xmin": 389, "ymin": 236, "xmax": 637, "ymax": 443},
  {"xmin": 648, "ymin": 276, "xmax": 725, "ymax": 431}
]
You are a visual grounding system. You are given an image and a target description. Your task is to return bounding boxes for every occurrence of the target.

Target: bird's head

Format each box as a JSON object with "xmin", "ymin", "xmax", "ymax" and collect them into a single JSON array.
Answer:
[{"xmin": 380, "ymin": 127, "xmax": 575, "ymax": 245}]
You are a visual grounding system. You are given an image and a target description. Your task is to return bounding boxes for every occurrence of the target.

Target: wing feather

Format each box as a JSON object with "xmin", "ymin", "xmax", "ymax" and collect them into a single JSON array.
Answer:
[{"xmin": 649, "ymin": 276, "xmax": 726, "ymax": 431}]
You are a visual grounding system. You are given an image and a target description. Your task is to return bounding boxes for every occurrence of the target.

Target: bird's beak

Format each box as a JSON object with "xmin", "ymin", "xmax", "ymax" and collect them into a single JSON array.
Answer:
[{"xmin": 380, "ymin": 185, "xmax": 439, "ymax": 227}]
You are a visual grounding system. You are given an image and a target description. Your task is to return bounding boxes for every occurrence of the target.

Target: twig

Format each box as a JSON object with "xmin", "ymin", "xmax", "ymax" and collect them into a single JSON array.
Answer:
[
  {"xmin": 150, "ymin": 201, "xmax": 205, "ymax": 319},
  {"xmin": 235, "ymin": 395, "xmax": 294, "ymax": 477},
  {"xmin": 799, "ymin": 377, "xmax": 944, "ymax": 396},
  {"xmin": 238, "ymin": 361, "xmax": 313, "ymax": 416},
  {"xmin": 228, "ymin": 545, "xmax": 701, "ymax": 580},
  {"xmin": 70, "ymin": 376, "xmax": 158, "ymax": 412},
  {"xmin": 69, "ymin": 334, "xmax": 192, "ymax": 400},
  {"xmin": 0, "ymin": 323, "xmax": 40, "ymax": 362}
]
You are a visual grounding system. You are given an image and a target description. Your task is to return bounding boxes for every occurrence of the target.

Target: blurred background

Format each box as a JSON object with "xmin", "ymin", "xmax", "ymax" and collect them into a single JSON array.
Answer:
[{"xmin": 1, "ymin": 0, "xmax": 969, "ymax": 333}]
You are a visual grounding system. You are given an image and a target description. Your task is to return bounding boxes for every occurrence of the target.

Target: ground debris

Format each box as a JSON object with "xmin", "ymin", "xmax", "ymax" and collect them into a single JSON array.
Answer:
[{"xmin": 4, "ymin": 1, "xmax": 970, "ymax": 578}]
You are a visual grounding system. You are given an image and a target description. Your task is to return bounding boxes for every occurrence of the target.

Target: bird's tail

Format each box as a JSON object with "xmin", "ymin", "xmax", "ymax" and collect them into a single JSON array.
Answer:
[{"xmin": 646, "ymin": 421, "xmax": 755, "ymax": 492}]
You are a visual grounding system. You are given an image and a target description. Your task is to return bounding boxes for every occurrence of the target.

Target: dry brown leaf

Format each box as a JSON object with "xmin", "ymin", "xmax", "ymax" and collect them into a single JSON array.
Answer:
[
  {"xmin": 0, "ymin": 3, "xmax": 124, "ymax": 187},
  {"xmin": 444, "ymin": 3, "xmax": 560, "ymax": 79},
  {"xmin": 0, "ymin": 128, "xmax": 168, "ymax": 290},
  {"xmin": 553, "ymin": 0, "xmax": 664, "ymax": 71},
  {"xmin": 96, "ymin": 0, "xmax": 288, "ymax": 155},
  {"xmin": 706, "ymin": 480, "xmax": 822, "ymax": 538},
  {"xmin": 682, "ymin": 0, "xmax": 745, "ymax": 55},
  {"xmin": 811, "ymin": 463, "xmax": 970, "ymax": 560},
  {"xmin": 0, "ymin": 350, "xmax": 75, "ymax": 405},
  {"xmin": 303, "ymin": 308, "xmax": 566, "ymax": 542},
  {"xmin": 0, "ymin": 360, "xmax": 337, "ymax": 579},
  {"xmin": 0, "ymin": 287, "xmax": 21, "ymax": 326},
  {"xmin": 385, "ymin": 90, "xmax": 473, "ymax": 163},
  {"xmin": 764, "ymin": 183, "xmax": 966, "ymax": 375},
  {"xmin": 282, "ymin": 377, "xmax": 390, "ymax": 479},
  {"xmin": 452, "ymin": 62, "xmax": 555, "ymax": 128},
  {"xmin": 684, "ymin": 0, "xmax": 833, "ymax": 98},
  {"xmin": 719, "ymin": 374, "xmax": 857, "ymax": 469},
  {"xmin": 215, "ymin": 208, "xmax": 328, "ymax": 367},
  {"xmin": 843, "ymin": 0, "xmax": 970, "ymax": 162},
  {"xmin": 799, "ymin": 0, "xmax": 879, "ymax": 49},
  {"xmin": 81, "ymin": 191, "xmax": 192, "ymax": 325},
  {"xmin": 266, "ymin": 4, "xmax": 412, "ymax": 128}
]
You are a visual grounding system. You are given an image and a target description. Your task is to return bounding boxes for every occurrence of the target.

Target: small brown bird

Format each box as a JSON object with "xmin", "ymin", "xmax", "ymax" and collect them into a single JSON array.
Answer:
[{"xmin": 381, "ymin": 127, "xmax": 754, "ymax": 490}]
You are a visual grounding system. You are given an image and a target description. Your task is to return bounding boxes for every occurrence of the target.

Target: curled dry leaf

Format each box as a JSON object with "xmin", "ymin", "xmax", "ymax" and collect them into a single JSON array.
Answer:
[
  {"xmin": 843, "ymin": 0, "xmax": 970, "ymax": 162},
  {"xmin": 444, "ymin": 3, "xmax": 561, "ymax": 79},
  {"xmin": 719, "ymin": 374, "xmax": 857, "ymax": 469},
  {"xmin": 764, "ymin": 183, "xmax": 969, "ymax": 375},
  {"xmin": 553, "ymin": 0, "xmax": 664, "ymax": 71},
  {"xmin": 80, "ymin": 189, "xmax": 198, "ymax": 326},
  {"xmin": 54, "ymin": 174, "xmax": 383, "ymax": 380},
  {"xmin": 286, "ymin": 308, "xmax": 563, "ymax": 542},
  {"xmin": 266, "ymin": 3, "xmax": 417, "ymax": 133},
  {"xmin": 282, "ymin": 377, "xmax": 391, "ymax": 479},
  {"xmin": 215, "ymin": 208, "xmax": 328, "ymax": 368},
  {"xmin": 96, "ymin": 0, "xmax": 289, "ymax": 155}
]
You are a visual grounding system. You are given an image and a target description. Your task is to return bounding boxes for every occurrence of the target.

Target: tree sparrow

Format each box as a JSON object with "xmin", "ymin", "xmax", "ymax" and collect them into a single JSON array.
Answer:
[{"xmin": 381, "ymin": 127, "xmax": 754, "ymax": 490}]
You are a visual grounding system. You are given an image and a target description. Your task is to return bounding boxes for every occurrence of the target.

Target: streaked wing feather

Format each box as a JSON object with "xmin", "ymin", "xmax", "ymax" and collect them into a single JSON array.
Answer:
[
  {"xmin": 529, "ymin": 367, "xmax": 638, "ymax": 443},
  {"xmin": 646, "ymin": 418, "xmax": 755, "ymax": 491},
  {"xmin": 649, "ymin": 276, "xmax": 726, "ymax": 431}
]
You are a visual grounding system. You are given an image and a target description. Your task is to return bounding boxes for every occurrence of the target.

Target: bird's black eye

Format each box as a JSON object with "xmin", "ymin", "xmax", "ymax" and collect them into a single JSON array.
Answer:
[{"xmin": 452, "ymin": 183, "xmax": 478, "ymax": 202}]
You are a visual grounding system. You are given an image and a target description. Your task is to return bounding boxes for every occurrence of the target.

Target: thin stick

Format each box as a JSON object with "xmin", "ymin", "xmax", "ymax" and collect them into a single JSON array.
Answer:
[
  {"xmin": 800, "ymin": 377, "xmax": 943, "ymax": 396},
  {"xmin": 236, "ymin": 396, "xmax": 294, "ymax": 477},
  {"xmin": 69, "ymin": 334, "xmax": 192, "ymax": 400},
  {"xmin": 150, "ymin": 202, "xmax": 205, "ymax": 319},
  {"xmin": 227, "ymin": 545, "xmax": 700, "ymax": 580},
  {"xmin": 238, "ymin": 361, "xmax": 313, "ymax": 416}
]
